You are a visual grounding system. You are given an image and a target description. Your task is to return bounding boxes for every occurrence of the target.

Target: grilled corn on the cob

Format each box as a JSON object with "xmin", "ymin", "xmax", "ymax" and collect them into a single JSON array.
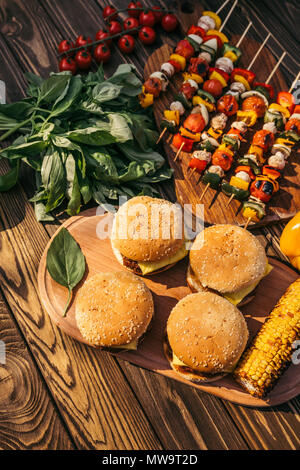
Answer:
[{"xmin": 233, "ymin": 278, "xmax": 300, "ymax": 398}]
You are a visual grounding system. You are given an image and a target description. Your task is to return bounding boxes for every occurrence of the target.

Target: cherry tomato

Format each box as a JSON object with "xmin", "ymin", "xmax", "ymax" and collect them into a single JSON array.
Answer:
[
  {"xmin": 75, "ymin": 35, "xmax": 92, "ymax": 50},
  {"xmin": 138, "ymin": 26, "xmax": 156, "ymax": 45},
  {"xmin": 151, "ymin": 6, "xmax": 164, "ymax": 23},
  {"xmin": 94, "ymin": 44, "xmax": 111, "ymax": 63},
  {"xmin": 127, "ymin": 2, "xmax": 142, "ymax": 18},
  {"xmin": 108, "ymin": 20, "xmax": 123, "ymax": 36},
  {"xmin": 217, "ymin": 94, "xmax": 239, "ymax": 116},
  {"xmin": 203, "ymin": 79, "xmax": 223, "ymax": 98},
  {"xmin": 144, "ymin": 77, "xmax": 161, "ymax": 97},
  {"xmin": 242, "ymin": 96, "xmax": 266, "ymax": 118},
  {"xmin": 124, "ymin": 17, "xmax": 139, "ymax": 34},
  {"xmin": 59, "ymin": 57, "xmax": 77, "ymax": 75},
  {"xmin": 252, "ymin": 129, "xmax": 274, "ymax": 152},
  {"xmin": 161, "ymin": 13, "xmax": 178, "ymax": 32},
  {"xmin": 285, "ymin": 118, "xmax": 300, "ymax": 136},
  {"xmin": 103, "ymin": 5, "xmax": 118, "ymax": 21},
  {"xmin": 212, "ymin": 149, "xmax": 233, "ymax": 171},
  {"xmin": 118, "ymin": 34, "xmax": 135, "ymax": 54},
  {"xmin": 183, "ymin": 113, "xmax": 206, "ymax": 133},
  {"xmin": 95, "ymin": 29, "xmax": 112, "ymax": 46},
  {"xmin": 58, "ymin": 39, "xmax": 75, "ymax": 56},
  {"xmin": 139, "ymin": 10, "xmax": 156, "ymax": 27},
  {"xmin": 75, "ymin": 50, "xmax": 92, "ymax": 70}
]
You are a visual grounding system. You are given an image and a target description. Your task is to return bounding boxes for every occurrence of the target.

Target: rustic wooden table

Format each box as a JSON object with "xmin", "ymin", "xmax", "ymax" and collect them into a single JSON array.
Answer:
[{"xmin": 0, "ymin": 0, "xmax": 299, "ymax": 450}]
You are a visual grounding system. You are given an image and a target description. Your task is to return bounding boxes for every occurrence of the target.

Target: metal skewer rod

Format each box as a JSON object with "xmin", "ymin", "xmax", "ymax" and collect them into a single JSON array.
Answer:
[
  {"xmin": 265, "ymin": 51, "xmax": 287, "ymax": 84},
  {"xmin": 289, "ymin": 70, "xmax": 300, "ymax": 93},
  {"xmin": 219, "ymin": 0, "xmax": 239, "ymax": 32},
  {"xmin": 235, "ymin": 20, "xmax": 252, "ymax": 48},
  {"xmin": 247, "ymin": 32, "xmax": 271, "ymax": 70}
]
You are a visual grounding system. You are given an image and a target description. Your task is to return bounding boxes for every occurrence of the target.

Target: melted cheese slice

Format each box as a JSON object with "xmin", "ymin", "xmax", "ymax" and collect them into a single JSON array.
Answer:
[
  {"xmin": 137, "ymin": 242, "xmax": 188, "ymax": 275},
  {"xmin": 109, "ymin": 339, "xmax": 138, "ymax": 350},
  {"xmin": 224, "ymin": 262, "xmax": 273, "ymax": 306},
  {"xmin": 172, "ymin": 352, "xmax": 188, "ymax": 367}
]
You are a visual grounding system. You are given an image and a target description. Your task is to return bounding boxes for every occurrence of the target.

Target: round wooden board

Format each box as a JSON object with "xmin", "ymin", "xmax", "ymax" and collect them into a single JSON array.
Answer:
[
  {"xmin": 144, "ymin": 30, "xmax": 300, "ymax": 228},
  {"xmin": 38, "ymin": 208, "xmax": 300, "ymax": 407}
]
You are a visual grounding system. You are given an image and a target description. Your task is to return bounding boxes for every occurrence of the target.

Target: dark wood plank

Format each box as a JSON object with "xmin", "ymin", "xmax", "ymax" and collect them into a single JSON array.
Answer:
[{"xmin": 0, "ymin": 290, "xmax": 75, "ymax": 449}]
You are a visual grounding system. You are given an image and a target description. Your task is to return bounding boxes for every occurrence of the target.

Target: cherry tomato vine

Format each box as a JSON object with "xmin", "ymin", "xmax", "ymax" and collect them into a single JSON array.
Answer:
[{"xmin": 57, "ymin": 2, "xmax": 178, "ymax": 74}]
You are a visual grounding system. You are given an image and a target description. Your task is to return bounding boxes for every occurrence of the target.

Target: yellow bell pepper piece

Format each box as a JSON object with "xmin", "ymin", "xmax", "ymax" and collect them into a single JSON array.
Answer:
[
  {"xmin": 243, "ymin": 207, "xmax": 260, "ymax": 222},
  {"xmin": 207, "ymin": 127, "xmax": 223, "ymax": 140},
  {"xmin": 139, "ymin": 87, "xmax": 154, "ymax": 108},
  {"xmin": 206, "ymin": 29, "xmax": 229, "ymax": 44},
  {"xmin": 236, "ymin": 110, "xmax": 257, "ymax": 126},
  {"xmin": 223, "ymin": 51, "xmax": 238, "ymax": 62},
  {"xmin": 269, "ymin": 103, "xmax": 290, "ymax": 119},
  {"xmin": 164, "ymin": 109, "xmax": 180, "ymax": 126},
  {"xmin": 182, "ymin": 72, "xmax": 203, "ymax": 84},
  {"xmin": 209, "ymin": 70, "xmax": 227, "ymax": 87},
  {"xmin": 230, "ymin": 176, "xmax": 249, "ymax": 191},
  {"xmin": 169, "ymin": 54, "xmax": 186, "ymax": 71},
  {"xmin": 248, "ymin": 144, "xmax": 265, "ymax": 164},
  {"xmin": 233, "ymin": 74, "xmax": 251, "ymax": 91},
  {"xmin": 280, "ymin": 212, "xmax": 300, "ymax": 271},
  {"xmin": 217, "ymin": 143, "xmax": 234, "ymax": 156},
  {"xmin": 274, "ymin": 137, "xmax": 295, "ymax": 149},
  {"xmin": 179, "ymin": 126, "xmax": 201, "ymax": 142},
  {"xmin": 202, "ymin": 11, "xmax": 221, "ymax": 30},
  {"xmin": 192, "ymin": 95, "xmax": 215, "ymax": 112}
]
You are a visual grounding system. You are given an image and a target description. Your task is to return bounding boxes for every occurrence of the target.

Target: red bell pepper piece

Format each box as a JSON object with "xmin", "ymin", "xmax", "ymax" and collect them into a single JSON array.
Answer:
[
  {"xmin": 253, "ymin": 82, "xmax": 274, "ymax": 99},
  {"xmin": 188, "ymin": 158, "xmax": 207, "ymax": 173},
  {"xmin": 230, "ymin": 68, "xmax": 256, "ymax": 85},
  {"xmin": 277, "ymin": 91, "xmax": 295, "ymax": 114},
  {"xmin": 172, "ymin": 133, "xmax": 194, "ymax": 152}
]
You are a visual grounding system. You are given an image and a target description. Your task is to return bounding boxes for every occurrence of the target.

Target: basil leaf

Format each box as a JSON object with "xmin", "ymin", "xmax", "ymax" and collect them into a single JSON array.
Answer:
[
  {"xmin": 38, "ymin": 75, "xmax": 70, "ymax": 105},
  {"xmin": 0, "ymin": 159, "xmax": 20, "ymax": 191},
  {"xmin": 92, "ymin": 82, "xmax": 122, "ymax": 103},
  {"xmin": 50, "ymin": 76, "xmax": 83, "ymax": 117},
  {"xmin": 46, "ymin": 227, "xmax": 86, "ymax": 316}
]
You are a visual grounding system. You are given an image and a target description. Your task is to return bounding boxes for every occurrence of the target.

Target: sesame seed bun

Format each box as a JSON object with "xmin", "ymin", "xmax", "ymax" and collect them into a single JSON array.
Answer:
[
  {"xmin": 189, "ymin": 225, "xmax": 267, "ymax": 295},
  {"xmin": 111, "ymin": 196, "xmax": 185, "ymax": 263},
  {"xmin": 165, "ymin": 292, "xmax": 249, "ymax": 382},
  {"xmin": 75, "ymin": 271, "xmax": 154, "ymax": 348}
]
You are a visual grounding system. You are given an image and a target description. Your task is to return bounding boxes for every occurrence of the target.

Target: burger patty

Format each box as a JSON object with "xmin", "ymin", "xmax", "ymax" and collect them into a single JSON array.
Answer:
[{"xmin": 122, "ymin": 255, "xmax": 143, "ymax": 275}]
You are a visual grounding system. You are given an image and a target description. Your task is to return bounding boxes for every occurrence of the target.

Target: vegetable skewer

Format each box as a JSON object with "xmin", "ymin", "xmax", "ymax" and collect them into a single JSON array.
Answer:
[
  {"xmin": 140, "ymin": 0, "xmax": 232, "ymax": 111},
  {"xmin": 155, "ymin": 1, "xmax": 240, "ymax": 144}
]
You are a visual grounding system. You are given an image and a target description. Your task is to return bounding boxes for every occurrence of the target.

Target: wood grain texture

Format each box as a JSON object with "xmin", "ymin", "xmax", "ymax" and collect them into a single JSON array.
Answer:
[
  {"xmin": 38, "ymin": 209, "xmax": 300, "ymax": 407},
  {"xmin": 0, "ymin": 0, "xmax": 299, "ymax": 450},
  {"xmin": 0, "ymin": 292, "xmax": 74, "ymax": 450}
]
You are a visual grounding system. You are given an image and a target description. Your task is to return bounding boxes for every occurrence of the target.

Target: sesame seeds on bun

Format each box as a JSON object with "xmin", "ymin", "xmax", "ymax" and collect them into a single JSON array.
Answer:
[
  {"xmin": 111, "ymin": 196, "xmax": 185, "ymax": 263},
  {"xmin": 75, "ymin": 271, "xmax": 154, "ymax": 348},
  {"xmin": 165, "ymin": 292, "xmax": 249, "ymax": 382},
  {"xmin": 189, "ymin": 225, "xmax": 267, "ymax": 295}
]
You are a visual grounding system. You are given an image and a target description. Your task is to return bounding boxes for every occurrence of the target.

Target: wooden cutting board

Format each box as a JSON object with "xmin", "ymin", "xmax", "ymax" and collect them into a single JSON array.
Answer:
[
  {"xmin": 144, "ymin": 5, "xmax": 300, "ymax": 228},
  {"xmin": 38, "ymin": 209, "xmax": 300, "ymax": 407}
]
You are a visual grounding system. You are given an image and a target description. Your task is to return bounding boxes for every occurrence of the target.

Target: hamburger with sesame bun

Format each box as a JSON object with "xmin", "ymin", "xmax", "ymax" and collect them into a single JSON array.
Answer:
[
  {"xmin": 111, "ymin": 196, "xmax": 188, "ymax": 276},
  {"xmin": 164, "ymin": 292, "xmax": 249, "ymax": 382},
  {"xmin": 187, "ymin": 224, "xmax": 272, "ymax": 307},
  {"xmin": 75, "ymin": 271, "xmax": 154, "ymax": 350}
]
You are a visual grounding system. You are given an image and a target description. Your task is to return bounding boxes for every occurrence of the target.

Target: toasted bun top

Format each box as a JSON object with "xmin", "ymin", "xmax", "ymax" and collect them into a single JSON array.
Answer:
[
  {"xmin": 189, "ymin": 224, "xmax": 267, "ymax": 294},
  {"xmin": 167, "ymin": 292, "xmax": 248, "ymax": 374},
  {"xmin": 75, "ymin": 271, "xmax": 154, "ymax": 347},
  {"xmin": 111, "ymin": 196, "xmax": 184, "ymax": 262}
]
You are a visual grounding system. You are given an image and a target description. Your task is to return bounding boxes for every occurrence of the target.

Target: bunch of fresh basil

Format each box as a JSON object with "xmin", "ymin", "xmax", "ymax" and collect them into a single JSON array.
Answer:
[{"xmin": 0, "ymin": 64, "xmax": 173, "ymax": 221}]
